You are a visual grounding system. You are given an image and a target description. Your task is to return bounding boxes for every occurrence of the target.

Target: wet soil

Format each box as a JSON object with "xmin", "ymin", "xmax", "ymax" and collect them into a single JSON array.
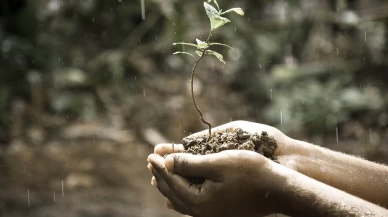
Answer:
[{"xmin": 182, "ymin": 128, "xmax": 278, "ymax": 160}]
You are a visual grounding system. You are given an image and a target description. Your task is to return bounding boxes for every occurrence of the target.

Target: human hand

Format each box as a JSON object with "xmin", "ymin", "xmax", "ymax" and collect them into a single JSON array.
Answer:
[
  {"xmin": 148, "ymin": 150, "xmax": 288, "ymax": 217},
  {"xmin": 154, "ymin": 121, "xmax": 293, "ymax": 160}
]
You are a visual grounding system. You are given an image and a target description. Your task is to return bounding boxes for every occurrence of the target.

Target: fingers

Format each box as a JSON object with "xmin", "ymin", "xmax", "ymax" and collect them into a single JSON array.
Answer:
[
  {"xmin": 154, "ymin": 143, "xmax": 185, "ymax": 156},
  {"xmin": 164, "ymin": 153, "xmax": 222, "ymax": 180},
  {"xmin": 148, "ymin": 154, "xmax": 203, "ymax": 204},
  {"xmin": 166, "ymin": 199, "xmax": 174, "ymax": 210},
  {"xmin": 151, "ymin": 169, "xmax": 189, "ymax": 215}
]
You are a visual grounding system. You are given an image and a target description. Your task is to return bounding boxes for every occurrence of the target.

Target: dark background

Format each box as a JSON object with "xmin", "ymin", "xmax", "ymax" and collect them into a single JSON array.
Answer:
[{"xmin": 0, "ymin": 0, "xmax": 387, "ymax": 216}]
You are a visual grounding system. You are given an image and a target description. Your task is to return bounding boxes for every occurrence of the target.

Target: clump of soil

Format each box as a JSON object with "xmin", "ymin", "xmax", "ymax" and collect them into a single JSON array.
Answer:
[{"xmin": 182, "ymin": 128, "xmax": 278, "ymax": 160}]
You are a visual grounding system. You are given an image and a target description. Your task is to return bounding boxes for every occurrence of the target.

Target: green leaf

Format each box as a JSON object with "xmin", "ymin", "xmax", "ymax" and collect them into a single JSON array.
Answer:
[
  {"xmin": 172, "ymin": 42, "xmax": 198, "ymax": 48},
  {"xmin": 207, "ymin": 0, "xmax": 220, "ymax": 11},
  {"xmin": 204, "ymin": 2, "xmax": 219, "ymax": 18},
  {"xmin": 173, "ymin": 52, "xmax": 197, "ymax": 60},
  {"xmin": 221, "ymin": 8, "xmax": 245, "ymax": 16},
  {"xmin": 196, "ymin": 39, "xmax": 208, "ymax": 50},
  {"xmin": 210, "ymin": 15, "xmax": 230, "ymax": 30},
  {"xmin": 205, "ymin": 50, "xmax": 225, "ymax": 64},
  {"xmin": 209, "ymin": 43, "xmax": 234, "ymax": 50}
]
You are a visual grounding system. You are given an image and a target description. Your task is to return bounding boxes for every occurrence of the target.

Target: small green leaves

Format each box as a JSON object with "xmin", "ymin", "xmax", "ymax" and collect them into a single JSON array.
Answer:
[
  {"xmin": 204, "ymin": 2, "xmax": 219, "ymax": 18},
  {"xmin": 205, "ymin": 50, "xmax": 225, "ymax": 64},
  {"xmin": 196, "ymin": 39, "xmax": 208, "ymax": 50},
  {"xmin": 207, "ymin": 0, "xmax": 220, "ymax": 11},
  {"xmin": 194, "ymin": 50, "xmax": 225, "ymax": 64},
  {"xmin": 172, "ymin": 42, "xmax": 198, "ymax": 48},
  {"xmin": 173, "ymin": 52, "xmax": 197, "ymax": 60},
  {"xmin": 221, "ymin": 8, "xmax": 245, "ymax": 16},
  {"xmin": 210, "ymin": 16, "xmax": 231, "ymax": 30},
  {"xmin": 173, "ymin": 1, "xmax": 243, "ymax": 64},
  {"xmin": 173, "ymin": 40, "xmax": 209, "ymax": 50},
  {"xmin": 204, "ymin": 2, "xmax": 238, "ymax": 30},
  {"xmin": 209, "ymin": 42, "xmax": 234, "ymax": 50}
]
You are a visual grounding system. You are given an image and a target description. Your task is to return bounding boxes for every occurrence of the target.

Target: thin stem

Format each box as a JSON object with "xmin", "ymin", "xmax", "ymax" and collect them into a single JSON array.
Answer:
[{"xmin": 191, "ymin": 30, "xmax": 213, "ymax": 140}]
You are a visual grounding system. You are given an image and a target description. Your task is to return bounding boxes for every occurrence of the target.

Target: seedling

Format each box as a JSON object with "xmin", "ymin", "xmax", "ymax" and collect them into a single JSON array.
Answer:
[{"xmin": 173, "ymin": 0, "xmax": 244, "ymax": 139}]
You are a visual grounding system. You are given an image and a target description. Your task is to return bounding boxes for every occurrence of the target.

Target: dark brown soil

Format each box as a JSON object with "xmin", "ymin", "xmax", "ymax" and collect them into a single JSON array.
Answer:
[{"xmin": 182, "ymin": 128, "xmax": 278, "ymax": 160}]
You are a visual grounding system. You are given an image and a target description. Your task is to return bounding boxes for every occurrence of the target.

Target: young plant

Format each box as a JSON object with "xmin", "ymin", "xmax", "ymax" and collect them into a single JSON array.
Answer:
[{"xmin": 173, "ymin": 0, "xmax": 244, "ymax": 139}]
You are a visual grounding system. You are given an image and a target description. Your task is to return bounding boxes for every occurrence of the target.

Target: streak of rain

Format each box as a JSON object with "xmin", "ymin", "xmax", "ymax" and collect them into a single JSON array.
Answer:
[
  {"xmin": 141, "ymin": 0, "xmax": 146, "ymax": 20},
  {"xmin": 336, "ymin": 127, "xmax": 339, "ymax": 143},
  {"xmin": 280, "ymin": 111, "xmax": 283, "ymax": 124},
  {"xmin": 61, "ymin": 180, "xmax": 64, "ymax": 197},
  {"xmin": 27, "ymin": 189, "xmax": 30, "ymax": 207}
]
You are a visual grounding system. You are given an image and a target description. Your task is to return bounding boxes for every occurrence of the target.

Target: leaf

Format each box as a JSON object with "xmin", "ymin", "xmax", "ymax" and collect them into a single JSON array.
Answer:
[
  {"xmin": 210, "ymin": 15, "xmax": 230, "ymax": 30},
  {"xmin": 172, "ymin": 42, "xmax": 198, "ymax": 48},
  {"xmin": 173, "ymin": 52, "xmax": 197, "ymax": 60},
  {"xmin": 196, "ymin": 39, "xmax": 208, "ymax": 50},
  {"xmin": 205, "ymin": 50, "xmax": 225, "ymax": 64},
  {"xmin": 221, "ymin": 8, "xmax": 245, "ymax": 16},
  {"xmin": 204, "ymin": 2, "xmax": 219, "ymax": 18},
  {"xmin": 196, "ymin": 50, "xmax": 203, "ymax": 57},
  {"xmin": 207, "ymin": 0, "xmax": 220, "ymax": 11},
  {"xmin": 209, "ymin": 43, "xmax": 234, "ymax": 50}
]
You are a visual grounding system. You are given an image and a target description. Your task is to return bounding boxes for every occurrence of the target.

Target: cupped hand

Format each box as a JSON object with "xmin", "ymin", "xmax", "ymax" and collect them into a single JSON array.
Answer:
[
  {"xmin": 154, "ymin": 121, "xmax": 292, "ymax": 157},
  {"xmin": 148, "ymin": 150, "xmax": 287, "ymax": 217}
]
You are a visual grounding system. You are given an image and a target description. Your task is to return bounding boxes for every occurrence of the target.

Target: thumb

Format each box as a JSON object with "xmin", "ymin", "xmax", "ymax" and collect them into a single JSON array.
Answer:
[{"xmin": 164, "ymin": 153, "xmax": 222, "ymax": 180}]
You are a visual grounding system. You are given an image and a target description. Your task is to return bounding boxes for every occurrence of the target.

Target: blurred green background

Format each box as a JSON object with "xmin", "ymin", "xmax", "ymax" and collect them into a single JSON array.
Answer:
[{"xmin": 0, "ymin": 0, "xmax": 387, "ymax": 216}]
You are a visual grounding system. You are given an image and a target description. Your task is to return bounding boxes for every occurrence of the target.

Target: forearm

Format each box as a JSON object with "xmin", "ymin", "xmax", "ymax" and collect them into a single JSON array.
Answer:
[
  {"xmin": 275, "ymin": 164, "xmax": 388, "ymax": 217},
  {"xmin": 276, "ymin": 138, "xmax": 388, "ymax": 207}
]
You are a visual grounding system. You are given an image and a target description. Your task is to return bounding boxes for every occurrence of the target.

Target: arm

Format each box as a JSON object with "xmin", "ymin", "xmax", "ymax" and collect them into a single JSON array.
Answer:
[
  {"xmin": 277, "ymin": 138, "xmax": 388, "ymax": 208},
  {"xmin": 277, "ymin": 161, "xmax": 388, "ymax": 217},
  {"xmin": 170, "ymin": 120, "xmax": 388, "ymax": 207},
  {"xmin": 148, "ymin": 150, "xmax": 388, "ymax": 217}
]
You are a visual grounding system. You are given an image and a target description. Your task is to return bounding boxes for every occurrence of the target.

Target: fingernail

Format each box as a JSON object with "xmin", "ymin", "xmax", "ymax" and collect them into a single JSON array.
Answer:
[
  {"xmin": 166, "ymin": 203, "xmax": 174, "ymax": 209},
  {"xmin": 147, "ymin": 163, "xmax": 152, "ymax": 171},
  {"xmin": 151, "ymin": 177, "xmax": 157, "ymax": 187},
  {"xmin": 166, "ymin": 200, "xmax": 174, "ymax": 210}
]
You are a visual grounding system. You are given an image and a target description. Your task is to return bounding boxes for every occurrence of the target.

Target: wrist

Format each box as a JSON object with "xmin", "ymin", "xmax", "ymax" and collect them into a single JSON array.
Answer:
[
  {"xmin": 255, "ymin": 160, "xmax": 299, "ymax": 215},
  {"xmin": 271, "ymin": 166, "xmax": 318, "ymax": 216}
]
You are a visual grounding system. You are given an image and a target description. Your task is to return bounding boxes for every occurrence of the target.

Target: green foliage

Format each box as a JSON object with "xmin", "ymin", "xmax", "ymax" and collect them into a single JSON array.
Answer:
[
  {"xmin": 172, "ymin": 1, "xmax": 244, "ymax": 136},
  {"xmin": 173, "ymin": 1, "xmax": 244, "ymax": 64}
]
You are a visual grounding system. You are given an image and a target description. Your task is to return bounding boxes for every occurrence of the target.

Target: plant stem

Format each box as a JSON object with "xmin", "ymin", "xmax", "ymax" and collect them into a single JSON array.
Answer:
[{"xmin": 191, "ymin": 30, "xmax": 213, "ymax": 140}]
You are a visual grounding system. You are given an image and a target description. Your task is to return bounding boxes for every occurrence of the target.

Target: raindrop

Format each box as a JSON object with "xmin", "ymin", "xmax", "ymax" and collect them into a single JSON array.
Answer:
[
  {"xmin": 61, "ymin": 180, "xmax": 64, "ymax": 197},
  {"xmin": 364, "ymin": 31, "xmax": 367, "ymax": 41},
  {"xmin": 336, "ymin": 127, "xmax": 339, "ymax": 143},
  {"xmin": 143, "ymin": 89, "xmax": 146, "ymax": 97},
  {"xmin": 280, "ymin": 111, "xmax": 283, "ymax": 124},
  {"xmin": 270, "ymin": 89, "xmax": 273, "ymax": 100},
  {"xmin": 53, "ymin": 191, "xmax": 56, "ymax": 202},
  {"xmin": 28, "ymin": 189, "xmax": 30, "ymax": 207},
  {"xmin": 141, "ymin": 0, "xmax": 146, "ymax": 20}
]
